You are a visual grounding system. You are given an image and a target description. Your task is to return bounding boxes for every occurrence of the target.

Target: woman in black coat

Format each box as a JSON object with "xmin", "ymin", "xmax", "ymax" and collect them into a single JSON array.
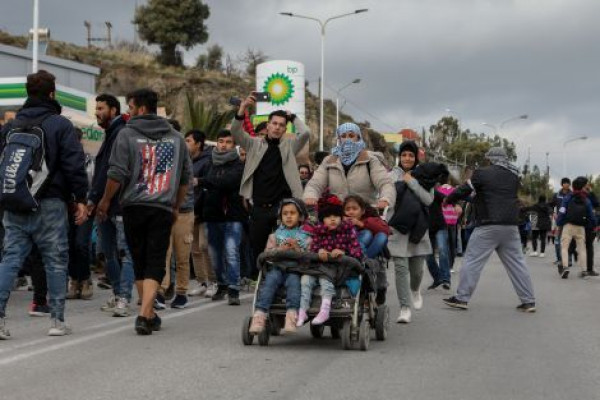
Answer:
[{"xmin": 526, "ymin": 195, "xmax": 552, "ymax": 257}]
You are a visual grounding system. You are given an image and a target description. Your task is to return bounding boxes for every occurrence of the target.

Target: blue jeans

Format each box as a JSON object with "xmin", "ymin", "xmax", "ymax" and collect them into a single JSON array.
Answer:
[
  {"xmin": 358, "ymin": 230, "xmax": 388, "ymax": 259},
  {"xmin": 300, "ymin": 275, "xmax": 336, "ymax": 310},
  {"xmin": 97, "ymin": 216, "xmax": 135, "ymax": 300},
  {"xmin": 0, "ymin": 199, "xmax": 69, "ymax": 321},
  {"xmin": 206, "ymin": 221, "xmax": 242, "ymax": 291},
  {"xmin": 255, "ymin": 267, "xmax": 300, "ymax": 312},
  {"xmin": 426, "ymin": 228, "xmax": 451, "ymax": 284}
]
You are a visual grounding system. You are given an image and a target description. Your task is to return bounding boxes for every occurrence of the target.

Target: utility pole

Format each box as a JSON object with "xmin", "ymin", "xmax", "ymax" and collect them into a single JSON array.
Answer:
[{"xmin": 84, "ymin": 20, "xmax": 113, "ymax": 48}]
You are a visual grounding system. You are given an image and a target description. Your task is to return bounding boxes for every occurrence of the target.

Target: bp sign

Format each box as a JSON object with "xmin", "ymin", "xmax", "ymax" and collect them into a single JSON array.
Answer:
[{"xmin": 256, "ymin": 61, "xmax": 305, "ymax": 121}]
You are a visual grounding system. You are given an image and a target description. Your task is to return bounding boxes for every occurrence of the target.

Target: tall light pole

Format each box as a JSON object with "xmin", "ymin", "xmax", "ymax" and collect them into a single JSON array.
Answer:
[
  {"xmin": 280, "ymin": 9, "xmax": 369, "ymax": 151},
  {"xmin": 32, "ymin": 0, "xmax": 39, "ymax": 72},
  {"xmin": 482, "ymin": 114, "xmax": 528, "ymax": 136},
  {"xmin": 336, "ymin": 78, "xmax": 360, "ymax": 127},
  {"xmin": 562, "ymin": 136, "xmax": 588, "ymax": 178}
]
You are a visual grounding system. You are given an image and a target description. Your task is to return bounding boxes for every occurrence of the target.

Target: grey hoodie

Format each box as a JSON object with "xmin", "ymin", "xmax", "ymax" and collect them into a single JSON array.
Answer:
[{"xmin": 107, "ymin": 114, "xmax": 191, "ymax": 212}]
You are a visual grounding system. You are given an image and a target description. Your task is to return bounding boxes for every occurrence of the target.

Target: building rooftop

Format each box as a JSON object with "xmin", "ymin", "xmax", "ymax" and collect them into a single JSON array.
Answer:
[{"xmin": 0, "ymin": 43, "xmax": 100, "ymax": 76}]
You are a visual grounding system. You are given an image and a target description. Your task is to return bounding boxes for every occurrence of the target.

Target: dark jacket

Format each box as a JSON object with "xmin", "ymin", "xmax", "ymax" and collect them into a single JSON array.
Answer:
[
  {"xmin": 389, "ymin": 181, "xmax": 430, "ymax": 244},
  {"xmin": 446, "ymin": 165, "xmax": 520, "ymax": 226},
  {"xmin": 0, "ymin": 98, "xmax": 88, "ymax": 203},
  {"xmin": 192, "ymin": 146, "xmax": 213, "ymax": 221},
  {"xmin": 556, "ymin": 193, "xmax": 596, "ymax": 227},
  {"xmin": 524, "ymin": 202, "xmax": 552, "ymax": 231},
  {"xmin": 202, "ymin": 157, "xmax": 247, "ymax": 222},
  {"xmin": 428, "ymin": 189, "xmax": 447, "ymax": 234},
  {"xmin": 88, "ymin": 115, "xmax": 126, "ymax": 215}
]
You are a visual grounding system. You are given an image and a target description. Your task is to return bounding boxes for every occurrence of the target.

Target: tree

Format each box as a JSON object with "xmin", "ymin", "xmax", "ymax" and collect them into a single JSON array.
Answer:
[
  {"xmin": 134, "ymin": 0, "xmax": 210, "ymax": 66},
  {"xmin": 206, "ymin": 44, "xmax": 223, "ymax": 71},
  {"xmin": 239, "ymin": 48, "xmax": 268, "ymax": 76}
]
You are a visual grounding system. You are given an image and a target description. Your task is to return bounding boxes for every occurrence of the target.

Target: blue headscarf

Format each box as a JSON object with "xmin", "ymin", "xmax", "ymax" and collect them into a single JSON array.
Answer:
[{"xmin": 331, "ymin": 123, "xmax": 366, "ymax": 166}]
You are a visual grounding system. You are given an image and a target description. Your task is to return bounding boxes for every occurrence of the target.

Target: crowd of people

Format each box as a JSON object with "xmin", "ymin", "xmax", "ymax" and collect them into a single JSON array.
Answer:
[{"xmin": 0, "ymin": 70, "xmax": 596, "ymax": 339}]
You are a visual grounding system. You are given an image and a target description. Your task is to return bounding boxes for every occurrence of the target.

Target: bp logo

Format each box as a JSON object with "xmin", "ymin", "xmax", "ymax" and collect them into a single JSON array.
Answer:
[{"xmin": 263, "ymin": 73, "xmax": 294, "ymax": 106}]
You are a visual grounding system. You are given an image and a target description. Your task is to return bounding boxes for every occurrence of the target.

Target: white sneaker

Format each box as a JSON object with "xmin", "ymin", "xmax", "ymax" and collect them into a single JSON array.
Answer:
[
  {"xmin": 539, "ymin": 253, "xmax": 545, "ymax": 258},
  {"xmin": 48, "ymin": 320, "xmax": 72, "ymax": 336},
  {"xmin": 204, "ymin": 283, "xmax": 217, "ymax": 298},
  {"xmin": 112, "ymin": 297, "xmax": 130, "ymax": 317},
  {"xmin": 100, "ymin": 294, "xmax": 117, "ymax": 312},
  {"xmin": 396, "ymin": 306, "xmax": 412, "ymax": 323},
  {"xmin": 530, "ymin": 252, "xmax": 539, "ymax": 257},
  {"xmin": 189, "ymin": 282, "xmax": 208, "ymax": 297},
  {"xmin": 0, "ymin": 318, "xmax": 10, "ymax": 340},
  {"xmin": 412, "ymin": 290, "xmax": 423, "ymax": 310}
]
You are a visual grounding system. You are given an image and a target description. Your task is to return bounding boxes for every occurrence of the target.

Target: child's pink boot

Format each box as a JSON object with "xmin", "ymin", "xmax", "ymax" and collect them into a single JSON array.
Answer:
[
  {"xmin": 296, "ymin": 309, "xmax": 308, "ymax": 327},
  {"xmin": 311, "ymin": 298, "xmax": 331, "ymax": 325}
]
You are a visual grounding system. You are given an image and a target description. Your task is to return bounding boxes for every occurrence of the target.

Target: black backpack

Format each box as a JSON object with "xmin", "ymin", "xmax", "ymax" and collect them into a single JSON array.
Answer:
[
  {"xmin": 564, "ymin": 196, "xmax": 588, "ymax": 226},
  {"xmin": 0, "ymin": 115, "xmax": 53, "ymax": 212}
]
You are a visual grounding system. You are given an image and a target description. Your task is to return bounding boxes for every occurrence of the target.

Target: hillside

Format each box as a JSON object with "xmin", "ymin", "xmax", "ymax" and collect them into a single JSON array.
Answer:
[{"xmin": 0, "ymin": 30, "xmax": 393, "ymax": 161}]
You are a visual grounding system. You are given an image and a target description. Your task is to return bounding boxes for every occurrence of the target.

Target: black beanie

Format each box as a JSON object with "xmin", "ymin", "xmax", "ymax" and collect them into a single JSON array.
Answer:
[{"xmin": 317, "ymin": 193, "xmax": 344, "ymax": 222}]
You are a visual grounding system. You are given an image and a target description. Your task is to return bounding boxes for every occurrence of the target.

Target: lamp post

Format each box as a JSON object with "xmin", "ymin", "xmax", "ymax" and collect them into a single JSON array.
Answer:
[
  {"xmin": 32, "ymin": 0, "xmax": 39, "ymax": 72},
  {"xmin": 482, "ymin": 114, "xmax": 528, "ymax": 136},
  {"xmin": 335, "ymin": 78, "xmax": 360, "ymax": 127},
  {"xmin": 280, "ymin": 9, "xmax": 369, "ymax": 151},
  {"xmin": 562, "ymin": 136, "xmax": 588, "ymax": 178}
]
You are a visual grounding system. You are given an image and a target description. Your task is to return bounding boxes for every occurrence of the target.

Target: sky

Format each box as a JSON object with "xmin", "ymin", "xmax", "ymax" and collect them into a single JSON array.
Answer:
[{"xmin": 2, "ymin": 0, "xmax": 600, "ymax": 186}]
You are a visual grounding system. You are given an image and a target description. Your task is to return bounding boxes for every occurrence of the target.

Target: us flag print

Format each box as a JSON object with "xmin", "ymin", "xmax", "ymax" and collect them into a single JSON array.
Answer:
[{"xmin": 136, "ymin": 141, "xmax": 175, "ymax": 195}]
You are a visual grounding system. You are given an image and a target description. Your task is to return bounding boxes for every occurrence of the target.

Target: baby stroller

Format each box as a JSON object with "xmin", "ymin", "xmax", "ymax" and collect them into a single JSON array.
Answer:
[{"xmin": 241, "ymin": 250, "xmax": 389, "ymax": 351}]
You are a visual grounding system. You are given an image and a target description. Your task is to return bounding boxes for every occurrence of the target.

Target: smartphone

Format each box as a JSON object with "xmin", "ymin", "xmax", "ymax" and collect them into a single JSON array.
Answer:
[
  {"xmin": 254, "ymin": 92, "xmax": 271, "ymax": 102},
  {"xmin": 229, "ymin": 97, "xmax": 241, "ymax": 107}
]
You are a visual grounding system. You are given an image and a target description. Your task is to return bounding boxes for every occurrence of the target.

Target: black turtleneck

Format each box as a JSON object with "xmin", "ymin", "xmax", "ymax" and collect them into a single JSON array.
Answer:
[{"xmin": 252, "ymin": 136, "xmax": 291, "ymax": 206}]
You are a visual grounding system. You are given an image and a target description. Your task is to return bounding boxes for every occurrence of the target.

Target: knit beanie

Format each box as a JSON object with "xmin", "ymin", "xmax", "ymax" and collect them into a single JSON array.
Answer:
[{"xmin": 317, "ymin": 193, "xmax": 344, "ymax": 222}]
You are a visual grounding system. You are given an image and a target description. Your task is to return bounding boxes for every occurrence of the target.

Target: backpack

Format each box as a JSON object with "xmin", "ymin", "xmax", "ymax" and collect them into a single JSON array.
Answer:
[
  {"xmin": 564, "ymin": 196, "xmax": 588, "ymax": 226},
  {"xmin": 0, "ymin": 115, "xmax": 52, "ymax": 212}
]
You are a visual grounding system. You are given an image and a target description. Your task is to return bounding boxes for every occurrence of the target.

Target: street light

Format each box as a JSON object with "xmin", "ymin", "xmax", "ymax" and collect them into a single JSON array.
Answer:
[
  {"xmin": 280, "ymin": 9, "xmax": 369, "ymax": 151},
  {"xmin": 335, "ymin": 78, "xmax": 360, "ymax": 127},
  {"xmin": 32, "ymin": 0, "xmax": 40, "ymax": 72},
  {"xmin": 482, "ymin": 114, "xmax": 528, "ymax": 136},
  {"xmin": 562, "ymin": 136, "xmax": 588, "ymax": 178}
]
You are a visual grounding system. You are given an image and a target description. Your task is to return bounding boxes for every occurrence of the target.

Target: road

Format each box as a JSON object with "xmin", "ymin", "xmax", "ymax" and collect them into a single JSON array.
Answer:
[{"xmin": 0, "ymin": 250, "xmax": 599, "ymax": 400}]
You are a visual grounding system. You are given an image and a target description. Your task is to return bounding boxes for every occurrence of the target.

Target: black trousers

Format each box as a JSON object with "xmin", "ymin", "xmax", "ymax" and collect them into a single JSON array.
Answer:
[
  {"xmin": 249, "ymin": 205, "xmax": 279, "ymax": 280},
  {"xmin": 122, "ymin": 206, "xmax": 173, "ymax": 283},
  {"xmin": 21, "ymin": 245, "xmax": 47, "ymax": 305},
  {"xmin": 586, "ymin": 227, "xmax": 595, "ymax": 272},
  {"xmin": 531, "ymin": 230, "xmax": 548, "ymax": 253}
]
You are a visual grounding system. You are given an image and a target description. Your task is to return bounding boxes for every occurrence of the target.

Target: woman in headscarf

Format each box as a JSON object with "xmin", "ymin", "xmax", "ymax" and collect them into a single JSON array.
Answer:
[
  {"xmin": 387, "ymin": 140, "xmax": 434, "ymax": 324},
  {"xmin": 304, "ymin": 123, "xmax": 395, "ymax": 210}
]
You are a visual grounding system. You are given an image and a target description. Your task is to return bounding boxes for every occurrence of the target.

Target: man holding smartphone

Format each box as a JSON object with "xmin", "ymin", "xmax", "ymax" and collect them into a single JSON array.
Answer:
[{"xmin": 232, "ymin": 92, "xmax": 310, "ymax": 280}]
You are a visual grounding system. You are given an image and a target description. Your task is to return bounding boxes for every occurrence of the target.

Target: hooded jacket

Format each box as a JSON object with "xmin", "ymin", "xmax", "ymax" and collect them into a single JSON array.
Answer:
[
  {"xmin": 201, "ymin": 151, "xmax": 247, "ymax": 222},
  {"xmin": 107, "ymin": 114, "xmax": 191, "ymax": 212},
  {"xmin": 0, "ymin": 98, "xmax": 88, "ymax": 203}
]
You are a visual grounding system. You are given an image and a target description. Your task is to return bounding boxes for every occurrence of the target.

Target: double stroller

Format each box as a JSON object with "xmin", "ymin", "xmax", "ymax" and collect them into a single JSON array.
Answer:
[{"xmin": 241, "ymin": 249, "xmax": 389, "ymax": 351}]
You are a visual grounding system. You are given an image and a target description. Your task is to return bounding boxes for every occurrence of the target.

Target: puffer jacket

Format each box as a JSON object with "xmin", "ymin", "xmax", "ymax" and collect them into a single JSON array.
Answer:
[{"xmin": 303, "ymin": 150, "xmax": 396, "ymax": 207}]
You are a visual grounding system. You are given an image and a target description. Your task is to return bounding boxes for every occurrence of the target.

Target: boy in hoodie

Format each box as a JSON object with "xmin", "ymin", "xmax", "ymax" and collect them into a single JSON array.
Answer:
[
  {"xmin": 556, "ymin": 176, "xmax": 596, "ymax": 279},
  {"xmin": 97, "ymin": 88, "xmax": 191, "ymax": 335}
]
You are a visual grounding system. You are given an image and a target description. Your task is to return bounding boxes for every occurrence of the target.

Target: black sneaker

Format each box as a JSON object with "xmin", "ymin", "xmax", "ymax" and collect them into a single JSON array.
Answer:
[
  {"xmin": 561, "ymin": 268, "xmax": 570, "ymax": 279},
  {"xmin": 587, "ymin": 270, "xmax": 599, "ymax": 277},
  {"xmin": 135, "ymin": 316, "xmax": 152, "ymax": 335},
  {"xmin": 97, "ymin": 276, "xmax": 112, "ymax": 290},
  {"xmin": 441, "ymin": 282, "xmax": 451, "ymax": 290},
  {"xmin": 516, "ymin": 303, "xmax": 536, "ymax": 313},
  {"xmin": 228, "ymin": 289, "xmax": 240, "ymax": 306},
  {"xmin": 427, "ymin": 282, "xmax": 442, "ymax": 290},
  {"xmin": 211, "ymin": 285, "xmax": 227, "ymax": 301},
  {"xmin": 557, "ymin": 264, "xmax": 564, "ymax": 275},
  {"xmin": 154, "ymin": 293, "xmax": 166, "ymax": 310},
  {"xmin": 443, "ymin": 296, "xmax": 468, "ymax": 310},
  {"xmin": 579, "ymin": 271, "xmax": 589, "ymax": 279},
  {"xmin": 171, "ymin": 294, "xmax": 188, "ymax": 309},
  {"xmin": 164, "ymin": 283, "xmax": 175, "ymax": 301},
  {"xmin": 150, "ymin": 314, "xmax": 162, "ymax": 331}
]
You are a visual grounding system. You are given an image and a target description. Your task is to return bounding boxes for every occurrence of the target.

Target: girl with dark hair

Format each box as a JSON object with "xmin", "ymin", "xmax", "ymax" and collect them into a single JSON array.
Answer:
[{"xmin": 343, "ymin": 195, "xmax": 390, "ymax": 259}]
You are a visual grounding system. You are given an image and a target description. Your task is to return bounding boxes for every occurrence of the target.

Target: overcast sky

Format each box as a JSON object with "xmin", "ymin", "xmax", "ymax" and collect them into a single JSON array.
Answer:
[{"xmin": 2, "ymin": 0, "xmax": 600, "ymax": 186}]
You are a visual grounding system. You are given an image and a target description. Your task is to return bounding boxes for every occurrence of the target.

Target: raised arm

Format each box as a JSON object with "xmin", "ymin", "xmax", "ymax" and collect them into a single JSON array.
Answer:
[{"xmin": 291, "ymin": 116, "xmax": 310, "ymax": 155}]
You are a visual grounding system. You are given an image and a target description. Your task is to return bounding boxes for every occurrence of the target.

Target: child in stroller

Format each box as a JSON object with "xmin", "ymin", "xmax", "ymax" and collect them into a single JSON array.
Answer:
[
  {"xmin": 249, "ymin": 198, "xmax": 311, "ymax": 335},
  {"xmin": 343, "ymin": 195, "xmax": 390, "ymax": 259}
]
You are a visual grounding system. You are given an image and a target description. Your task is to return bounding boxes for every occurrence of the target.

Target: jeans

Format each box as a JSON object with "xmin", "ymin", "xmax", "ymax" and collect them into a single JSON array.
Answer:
[
  {"xmin": 206, "ymin": 221, "xmax": 242, "ymax": 291},
  {"xmin": 300, "ymin": 275, "xmax": 336, "ymax": 311},
  {"xmin": 531, "ymin": 230, "xmax": 547, "ymax": 254},
  {"xmin": 426, "ymin": 228, "xmax": 451, "ymax": 284},
  {"xmin": 0, "ymin": 199, "xmax": 69, "ymax": 321},
  {"xmin": 358, "ymin": 230, "xmax": 388, "ymax": 259},
  {"xmin": 255, "ymin": 267, "xmax": 300, "ymax": 312},
  {"xmin": 97, "ymin": 216, "xmax": 135, "ymax": 300},
  {"xmin": 68, "ymin": 217, "xmax": 94, "ymax": 281}
]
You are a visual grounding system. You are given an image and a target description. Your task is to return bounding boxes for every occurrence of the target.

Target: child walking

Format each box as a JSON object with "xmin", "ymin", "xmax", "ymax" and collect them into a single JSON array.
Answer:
[
  {"xmin": 297, "ymin": 194, "xmax": 363, "ymax": 326},
  {"xmin": 343, "ymin": 195, "xmax": 390, "ymax": 259},
  {"xmin": 249, "ymin": 198, "xmax": 311, "ymax": 334}
]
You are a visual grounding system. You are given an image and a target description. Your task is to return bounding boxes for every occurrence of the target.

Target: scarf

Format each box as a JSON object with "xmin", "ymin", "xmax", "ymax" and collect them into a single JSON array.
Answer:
[
  {"xmin": 211, "ymin": 148, "xmax": 239, "ymax": 166},
  {"xmin": 274, "ymin": 225, "xmax": 310, "ymax": 251},
  {"xmin": 485, "ymin": 147, "xmax": 519, "ymax": 176},
  {"xmin": 331, "ymin": 122, "xmax": 366, "ymax": 166}
]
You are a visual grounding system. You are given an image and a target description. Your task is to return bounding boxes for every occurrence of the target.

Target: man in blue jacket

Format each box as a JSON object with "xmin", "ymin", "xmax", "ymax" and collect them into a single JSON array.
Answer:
[{"xmin": 0, "ymin": 70, "xmax": 89, "ymax": 339}]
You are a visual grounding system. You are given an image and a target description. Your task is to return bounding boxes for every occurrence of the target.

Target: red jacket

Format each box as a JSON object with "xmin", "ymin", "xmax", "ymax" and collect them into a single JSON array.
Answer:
[{"xmin": 361, "ymin": 216, "xmax": 390, "ymax": 236}]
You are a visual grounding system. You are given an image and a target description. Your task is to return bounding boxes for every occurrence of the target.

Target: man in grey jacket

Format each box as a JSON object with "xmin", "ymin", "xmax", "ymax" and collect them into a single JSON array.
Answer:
[
  {"xmin": 97, "ymin": 88, "xmax": 191, "ymax": 335},
  {"xmin": 232, "ymin": 93, "xmax": 310, "ymax": 279}
]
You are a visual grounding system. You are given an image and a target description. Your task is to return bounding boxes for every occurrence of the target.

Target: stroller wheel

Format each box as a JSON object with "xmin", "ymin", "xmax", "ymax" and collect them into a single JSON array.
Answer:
[
  {"xmin": 375, "ymin": 305, "xmax": 389, "ymax": 341},
  {"xmin": 330, "ymin": 325, "xmax": 341, "ymax": 339},
  {"xmin": 241, "ymin": 316, "xmax": 254, "ymax": 346},
  {"xmin": 340, "ymin": 319, "xmax": 353, "ymax": 350},
  {"xmin": 310, "ymin": 324, "xmax": 325, "ymax": 339},
  {"xmin": 359, "ymin": 319, "xmax": 370, "ymax": 351},
  {"xmin": 258, "ymin": 318, "xmax": 271, "ymax": 346}
]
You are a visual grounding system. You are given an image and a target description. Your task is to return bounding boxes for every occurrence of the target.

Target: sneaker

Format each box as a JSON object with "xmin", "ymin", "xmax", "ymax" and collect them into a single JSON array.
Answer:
[
  {"xmin": 0, "ymin": 318, "xmax": 10, "ymax": 340},
  {"xmin": 557, "ymin": 264, "xmax": 564, "ymax": 275},
  {"xmin": 150, "ymin": 314, "xmax": 162, "ymax": 331},
  {"xmin": 48, "ymin": 320, "xmax": 72, "ymax": 336},
  {"xmin": 539, "ymin": 253, "xmax": 546, "ymax": 258},
  {"xmin": 154, "ymin": 293, "xmax": 166, "ymax": 310},
  {"xmin": 164, "ymin": 283, "xmax": 175, "ymax": 301},
  {"xmin": 171, "ymin": 294, "xmax": 188, "ymax": 309},
  {"xmin": 113, "ymin": 297, "xmax": 130, "ymax": 317},
  {"xmin": 135, "ymin": 316, "xmax": 152, "ymax": 335},
  {"xmin": 427, "ymin": 282, "xmax": 442, "ymax": 290},
  {"xmin": 188, "ymin": 282, "xmax": 207, "ymax": 297},
  {"xmin": 228, "ymin": 289, "xmax": 240, "ymax": 306},
  {"xmin": 66, "ymin": 279, "xmax": 80, "ymax": 299},
  {"xmin": 28, "ymin": 302, "xmax": 50, "ymax": 317},
  {"xmin": 442, "ymin": 282, "xmax": 451, "ymax": 290},
  {"xmin": 205, "ymin": 283, "xmax": 218, "ymax": 298},
  {"xmin": 284, "ymin": 310, "xmax": 297, "ymax": 334},
  {"xmin": 296, "ymin": 309, "xmax": 308, "ymax": 327},
  {"xmin": 443, "ymin": 296, "xmax": 469, "ymax": 310},
  {"xmin": 561, "ymin": 268, "xmax": 570, "ymax": 279},
  {"xmin": 586, "ymin": 270, "xmax": 600, "ymax": 277},
  {"xmin": 412, "ymin": 290, "xmax": 423, "ymax": 310},
  {"xmin": 579, "ymin": 271, "xmax": 589, "ymax": 279},
  {"xmin": 97, "ymin": 276, "xmax": 112, "ymax": 290},
  {"xmin": 530, "ymin": 252, "xmax": 538, "ymax": 257},
  {"xmin": 249, "ymin": 311, "xmax": 266, "ymax": 334},
  {"xmin": 80, "ymin": 279, "xmax": 93, "ymax": 300},
  {"xmin": 516, "ymin": 303, "xmax": 536, "ymax": 313},
  {"xmin": 396, "ymin": 306, "xmax": 412, "ymax": 323},
  {"xmin": 100, "ymin": 294, "xmax": 117, "ymax": 312},
  {"xmin": 211, "ymin": 285, "xmax": 227, "ymax": 301}
]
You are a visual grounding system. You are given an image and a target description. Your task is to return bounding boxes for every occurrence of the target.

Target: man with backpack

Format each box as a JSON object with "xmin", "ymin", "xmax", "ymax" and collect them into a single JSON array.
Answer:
[
  {"xmin": 556, "ymin": 176, "xmax": 596, "ymax": 279},
  {"xmin": 0, "ymin": 70, "xmax": 89, "ymax": 339}
]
